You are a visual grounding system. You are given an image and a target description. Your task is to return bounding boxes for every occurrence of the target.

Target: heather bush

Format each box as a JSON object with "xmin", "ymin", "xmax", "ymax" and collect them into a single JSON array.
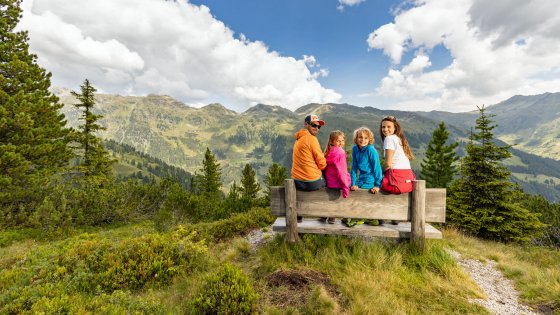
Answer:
[
  {"xmin": 59, "ymin": 231, "xmax": 207, "ymax": 292},
  {"xmin": 175, "ymin": 207, "xmax": 275, "ymax": 243},
  {"xmin": 0, "ymin": 230, "xmax": 207, "ymax": 313},
  {"xmin": 192, "ymin": 264, "xmax": 258, "ymax": 314}
]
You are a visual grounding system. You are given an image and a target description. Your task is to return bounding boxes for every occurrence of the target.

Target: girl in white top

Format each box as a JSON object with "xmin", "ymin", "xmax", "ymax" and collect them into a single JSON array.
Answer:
[{"xmin": 379, "ymin": 116, "xmax": 415, "ymax": 196}]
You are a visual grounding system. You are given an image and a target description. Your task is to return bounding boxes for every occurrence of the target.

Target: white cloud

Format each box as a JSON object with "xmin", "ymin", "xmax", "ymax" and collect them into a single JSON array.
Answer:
[
  {"xmin": 18, "ymin": 0, "xmax": 340, "ymax": 111},
  {"xmin": 337, "ymin": 0, "xmax": 366, "ymax": 11},
  {"xmin": 367, "ymin": 0, "xmax": 560, "ymax": 112}
]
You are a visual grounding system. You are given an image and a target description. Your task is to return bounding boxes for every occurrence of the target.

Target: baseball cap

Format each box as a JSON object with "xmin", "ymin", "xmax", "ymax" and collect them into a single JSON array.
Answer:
[{"xmin": 304, "ymin": 114, "xmax": 325, "ymax": 126}]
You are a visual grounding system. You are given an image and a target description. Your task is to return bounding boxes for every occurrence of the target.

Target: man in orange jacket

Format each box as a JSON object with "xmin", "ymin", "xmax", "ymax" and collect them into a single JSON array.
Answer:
[{"xmin": 291, "ymin": 114, "xmax": 327, "ymax": 192}]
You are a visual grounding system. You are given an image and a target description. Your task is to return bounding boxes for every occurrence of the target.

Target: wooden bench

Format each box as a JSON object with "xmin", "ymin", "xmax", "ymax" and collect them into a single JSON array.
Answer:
[{"xmin": 270, "ymin": 179, "xmax": 446, "ymax": 249}]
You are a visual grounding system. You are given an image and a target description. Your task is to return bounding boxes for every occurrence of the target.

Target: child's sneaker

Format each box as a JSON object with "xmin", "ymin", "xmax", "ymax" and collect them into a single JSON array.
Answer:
[
  {"xmin": 327, "ymin": 217, "xmax": 336, "ymax": 224},
  {"xmin": 378, "ymin": 220, "xmax": 385, "ymax": 225},
  {"xmin": 345, "ymin": 219, "xmax": 357, "ymax": 227},
  {"xmin": 366, "ymin": 219, "xmax": 380, "ymax": 226},
  {"xmin": 355, "ymin": 219, "xmax": 365, "ymax": 225},
  {"xmin": 391, "ymin": 220, "xmax": 399, "ymax": 225}
]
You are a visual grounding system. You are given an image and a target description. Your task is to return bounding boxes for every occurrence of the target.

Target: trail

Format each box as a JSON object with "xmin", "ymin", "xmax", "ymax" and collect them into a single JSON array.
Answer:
[{"xmin": 450, "ymin": 251, "xmax": 540, "ymax": 315}]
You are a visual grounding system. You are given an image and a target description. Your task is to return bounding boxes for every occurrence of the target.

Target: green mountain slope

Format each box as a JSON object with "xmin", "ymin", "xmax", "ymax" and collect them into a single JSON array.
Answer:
[
  {"xmin": 418, "ymin": 92, "xmax": 560, "ymax": 160},
  {"xmin": 55, "ymin": 88, "xmax": 560, "ymax": 202},
  {"xmin": 105, "ymin": 140, "xmax": 193, "ymax": 188}
]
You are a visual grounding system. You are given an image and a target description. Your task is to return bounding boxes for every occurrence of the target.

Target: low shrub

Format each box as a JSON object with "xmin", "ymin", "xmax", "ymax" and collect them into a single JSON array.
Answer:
[
  {"xmin": 0, "ymin": 230, "xmax": 207, "ymax": 313},
  {"xmin": 192, "ymin": 264, "xmax": 258, "ymax": 314},
  {"xmin": 59, "ymin": 231, "xmax": 207, "ymax": 292},
  {"xmin": 175, "ymin": 207, "xmax": 275, "ymax": 243}
]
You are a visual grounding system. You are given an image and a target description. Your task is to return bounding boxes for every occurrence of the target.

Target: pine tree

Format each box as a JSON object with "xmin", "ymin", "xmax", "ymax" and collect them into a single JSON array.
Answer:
[
  {"xmin": 263, "ymin": 163, "xmax": 288, "ymax": 202},
  {"xmin": 72, "ymin": 79, "xmax": 114, "ymax": 184},
  {"xmin": 447, "ymin": 106, "xmax": 544, "ymax": 243},
  {"xmin": 420, "ymin": 122, "xmax": 459, "ymax": 188},
  {"xmin": 240, "ymin": 164, "xmax": 260, "ymax": 201},
  {"xmin": 195, "ymin": 147, "xmax": 222, "ymax": 195},
  {"xmin": 224, "ymin": 180, "xmax": 243, "ymax": 212},
  {"xmin": 0, "ymin": 0, "xmax": 72, "ymax": 210}
]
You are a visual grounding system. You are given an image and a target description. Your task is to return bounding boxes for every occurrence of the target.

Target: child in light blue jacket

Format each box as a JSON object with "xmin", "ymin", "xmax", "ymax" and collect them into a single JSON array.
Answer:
[{"xmin": 346, "ymin": 127, "xmax": 383, "ymax": 227}]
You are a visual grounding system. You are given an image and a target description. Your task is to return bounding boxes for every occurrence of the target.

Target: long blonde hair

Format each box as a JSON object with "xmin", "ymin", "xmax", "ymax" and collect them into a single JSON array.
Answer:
[
  {"xmin": 324, "ymin": 130, "xmax": 345, "ymax": 156},
  {"xmin": 379, "ymin": 116, "xmax": 415, "ymax": 160}
]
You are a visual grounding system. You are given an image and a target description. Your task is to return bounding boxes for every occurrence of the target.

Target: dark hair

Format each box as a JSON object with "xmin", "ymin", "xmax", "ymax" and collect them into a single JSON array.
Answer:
[{"xmin": 379, "ymin": 116, "xmax": 414, "ymax": 160}]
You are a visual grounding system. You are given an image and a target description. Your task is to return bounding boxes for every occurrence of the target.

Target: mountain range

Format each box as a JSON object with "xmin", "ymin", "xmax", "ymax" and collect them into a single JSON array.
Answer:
[{"xmin": 54, "ymin": 88, "xmax": 560, "ymax": 202}]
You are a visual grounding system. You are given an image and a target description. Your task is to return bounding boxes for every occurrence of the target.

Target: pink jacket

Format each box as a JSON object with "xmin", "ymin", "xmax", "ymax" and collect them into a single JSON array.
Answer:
[{"xmin": 324, "ymin": 146, "xmax": 351, "ymax": 198}]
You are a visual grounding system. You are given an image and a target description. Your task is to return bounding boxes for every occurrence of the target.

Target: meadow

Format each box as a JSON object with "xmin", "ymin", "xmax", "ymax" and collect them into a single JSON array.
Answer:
[{"xmin": 2, "ymin": 219, "xmax": 558, "ymax": 314}]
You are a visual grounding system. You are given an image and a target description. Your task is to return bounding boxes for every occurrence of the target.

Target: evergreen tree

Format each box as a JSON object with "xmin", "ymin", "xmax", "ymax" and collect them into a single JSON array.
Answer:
[
  {"xmin": 420, "ymin": 122, "xmax": 459, "ymax": 188},
  {"xmin": 240, "ymin": 164, "xmax": 260, "ymax": 201},
  {"xmin": 447, "ymin": 106, "xmax": 544, "ymax": 243},
  {"xmin": 72, "ymin": 79, "xmax": 114, "ymax": 184},
  {"xmin": 224, "ymin": 180, "xmax": 244, "ymax": 212},
  {"xmin": 263, "ymin": 163, "xmax": 288, "ymax": 202},
  {"xmin": 0, "ymin": 0, "xmax": 72, "ymax": 210},
  {"xmin": 195, "ymin": 147, "xmax": 222, "ymax": 195}
]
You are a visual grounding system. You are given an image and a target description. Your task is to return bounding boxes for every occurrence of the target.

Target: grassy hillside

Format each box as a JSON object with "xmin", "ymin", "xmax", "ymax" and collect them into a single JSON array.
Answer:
[{"xmin": 1, "ymin": 222, "xmax": 557, "ymax": 313}]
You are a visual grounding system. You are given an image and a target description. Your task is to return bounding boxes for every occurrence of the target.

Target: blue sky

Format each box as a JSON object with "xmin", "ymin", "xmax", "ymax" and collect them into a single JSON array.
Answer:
[
  {"xmin": 19, "ymin": 0, "xmax": 560, "ymax": 112},
  {"xmin": 187, "ymin": 0, "xmax": 399, "ymax": 106}
]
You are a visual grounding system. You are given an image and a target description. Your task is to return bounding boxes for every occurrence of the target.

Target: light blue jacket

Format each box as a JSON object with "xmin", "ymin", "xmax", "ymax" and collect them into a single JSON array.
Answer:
[{"xmin": 351, "ymin": 144, "xmax": 383, "ymax": 189}]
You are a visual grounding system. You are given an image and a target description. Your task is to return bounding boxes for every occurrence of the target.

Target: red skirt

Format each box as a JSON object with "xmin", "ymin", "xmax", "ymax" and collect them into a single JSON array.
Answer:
[{"xmin": 381, "ymin": 169, "xmax": 416, "ymax": 194}]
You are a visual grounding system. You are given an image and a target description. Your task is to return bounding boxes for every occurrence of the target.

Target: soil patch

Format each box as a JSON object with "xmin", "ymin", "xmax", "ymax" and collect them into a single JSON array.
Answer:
[{"xmin": 264, "ymin": 269, "xmax": 343, "ymax": 309}]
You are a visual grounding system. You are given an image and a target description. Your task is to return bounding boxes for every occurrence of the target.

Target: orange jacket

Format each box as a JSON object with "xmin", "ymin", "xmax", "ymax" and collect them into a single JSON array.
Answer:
[{"xmin": 291, "ymin": 129, "xmax": 326, "ymax": 181}]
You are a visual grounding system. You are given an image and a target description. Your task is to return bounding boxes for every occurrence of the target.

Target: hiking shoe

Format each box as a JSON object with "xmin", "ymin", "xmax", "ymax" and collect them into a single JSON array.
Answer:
[
  {"xmin": 297, "ymin": 216, "xmax": 302, "ymax": 223},
  {"xmin": 319, "ymin": 217, "xmax": 328, "ymax": 223},
  {"xmin": 327, "ymin": 217, "xmax": 336, "ymax": 224},
  {"xmin": 378, "ymin": 220, "xmax": 385, "ymax": 225},
  {"xmin": 366, "ymin": 219, "xmax": 380, "ymax": 226},
  {"xmin": 355, "ymin": 220, "xmax": 365, "ymax": 225},
  {"xmin": 391, "ymin": 220, "xmax": 399, "ymax": 225},
  {"xmin": 345, "ymin": 219, "xmax": 357, "ymax": 227},
  {"xmin": 341, "ymin": 218, "xmax": 349, "ymax": 224}
]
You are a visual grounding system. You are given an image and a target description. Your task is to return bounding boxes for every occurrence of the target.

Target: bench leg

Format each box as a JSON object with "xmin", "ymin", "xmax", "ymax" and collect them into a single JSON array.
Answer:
[
  {"xmin": 285, "ymin": 179, "xmax": 299, "ymax": 243},
  {"xmin": 411, "ymin": 180, "xmax": 426, "ymax": 251}
]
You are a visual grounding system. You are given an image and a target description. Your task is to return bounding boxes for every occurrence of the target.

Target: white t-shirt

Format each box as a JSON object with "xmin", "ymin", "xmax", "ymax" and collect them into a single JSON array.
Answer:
[{"xmin": 383, "ymin": 134, "xmax": 411, "ymax": 169}]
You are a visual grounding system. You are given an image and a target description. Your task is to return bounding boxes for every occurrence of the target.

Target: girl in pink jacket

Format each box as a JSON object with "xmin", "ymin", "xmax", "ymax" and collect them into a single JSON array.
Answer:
[
  {"xmin": 325, "ymin": 130, "xmax": 351, "ymax": 190},
  {"xmin": 323, "ymin": 130, "xmax": 351, "ymax": 224}
]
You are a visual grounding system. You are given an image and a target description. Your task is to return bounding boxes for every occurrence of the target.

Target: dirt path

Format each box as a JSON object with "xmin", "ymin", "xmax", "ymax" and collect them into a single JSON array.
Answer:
[{"xmin": 450, "ymin": 251, "xmax": 540, "ymax": 315}]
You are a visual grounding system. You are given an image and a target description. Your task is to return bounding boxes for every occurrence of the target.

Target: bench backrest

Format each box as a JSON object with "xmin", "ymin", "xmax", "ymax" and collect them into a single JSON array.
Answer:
[{"xmin": 270, "ymin": 186, "xmax": 446, "ymax": 223}]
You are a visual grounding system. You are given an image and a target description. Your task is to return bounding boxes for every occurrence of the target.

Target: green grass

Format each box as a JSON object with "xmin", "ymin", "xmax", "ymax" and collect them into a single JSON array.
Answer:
[
  {"xmin": 253, "ymin": 234, "xmax": 488, "ymax": 314},
  {"xmin": 2, "ymin": 221, "xmax": 558, "ymax": 314}
]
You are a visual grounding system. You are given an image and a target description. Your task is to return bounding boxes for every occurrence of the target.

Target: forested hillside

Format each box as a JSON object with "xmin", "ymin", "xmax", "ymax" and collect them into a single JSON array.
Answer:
[{"xmin": 105, "ymin": 140, "xmax": 192, "ymax": 188}]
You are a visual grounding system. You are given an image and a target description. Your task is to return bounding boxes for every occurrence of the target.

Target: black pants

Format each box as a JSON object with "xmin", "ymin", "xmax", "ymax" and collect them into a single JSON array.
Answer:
[
  {"xmin": 294, "ymin": 178, "xmax": 325, "ymax": 191},
  {"xmin": 294, "ymin": 178, "xmax": 325, "ymax": 222}
]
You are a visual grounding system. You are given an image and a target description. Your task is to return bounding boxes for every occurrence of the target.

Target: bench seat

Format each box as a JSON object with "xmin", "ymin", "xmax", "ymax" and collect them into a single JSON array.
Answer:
[{"xmin": 272, "ymin": 217, "xmax": 443, "ymax": 239}]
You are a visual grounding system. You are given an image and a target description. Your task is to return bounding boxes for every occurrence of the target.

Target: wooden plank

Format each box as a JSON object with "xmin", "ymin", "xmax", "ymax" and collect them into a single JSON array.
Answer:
[
  {"xmin": 296, "ymin": 188, "xmax": 409, "ymax": 220},
  {"xmin": 411, "ymin": 180, "xmax": 426, "ymax": 251},
  {"xmin": 270, "ymin": 186, "xmax": 285, "ymax": 216},
  {"xmin": 425, "ymin": 188, "xmax": 446, "ymax": 223},
  {"xmin": 271, "ymin": 217, "xmax": 442, "ymax": 239},
  {"xmin": 270, "ymin": 187, "xmax": 446, "ymax": 223}
]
